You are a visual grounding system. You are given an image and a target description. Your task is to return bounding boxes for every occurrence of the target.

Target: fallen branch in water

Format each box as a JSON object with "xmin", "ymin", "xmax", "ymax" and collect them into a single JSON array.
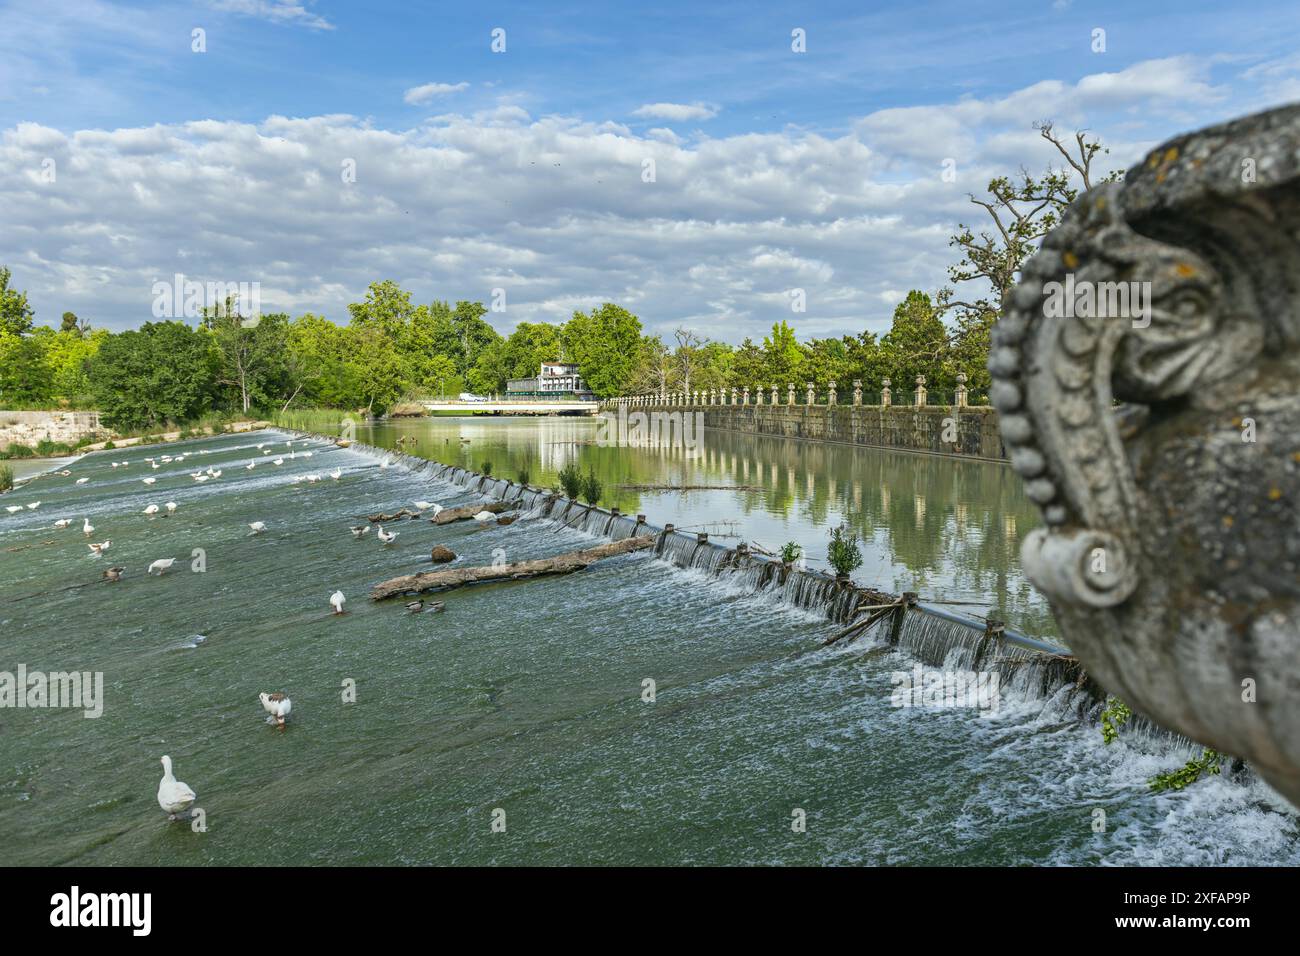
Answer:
[
  {"xmin": 430, "ymin": 501, "xmax": 517, "ymax": 525},
  {"xmin": 370, "ymin": 535, "xmax": 654, "ymax": 599},
  {"xmin": 366, "ymin": 508, "xmax": 423, "ymax": 522}
]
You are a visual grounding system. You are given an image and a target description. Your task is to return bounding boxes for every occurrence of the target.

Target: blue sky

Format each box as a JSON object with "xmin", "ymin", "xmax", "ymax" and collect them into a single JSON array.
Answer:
[{"xmin": 2, "ymin": 0, "xmax": 1298, "ymax": 339}]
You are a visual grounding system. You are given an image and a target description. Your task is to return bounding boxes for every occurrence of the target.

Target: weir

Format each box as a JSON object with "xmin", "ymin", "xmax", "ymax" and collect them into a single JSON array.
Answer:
[{"xmin": 283, "ymin": 427, "xmax": 1114, "ymax": 718}]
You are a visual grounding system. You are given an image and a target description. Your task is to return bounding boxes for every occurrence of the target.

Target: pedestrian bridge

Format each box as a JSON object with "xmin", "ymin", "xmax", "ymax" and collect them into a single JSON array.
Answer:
[{"xmin": 416, "ymin": 399, "xmax": 599, "ymax": 415}]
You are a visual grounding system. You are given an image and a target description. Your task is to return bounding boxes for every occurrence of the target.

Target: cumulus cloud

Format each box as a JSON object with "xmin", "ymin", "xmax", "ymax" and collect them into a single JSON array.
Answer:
[
  {"xmin": 404, "ymin": 82, "xmax": 471, "ymax": 105},
  {"xmin": 631, "ymin": 102, "xmax": 719, "ymax": 122},
  {"xmin": 0, "ymin": 56, "xmax": 1262, "ymax": 344}
]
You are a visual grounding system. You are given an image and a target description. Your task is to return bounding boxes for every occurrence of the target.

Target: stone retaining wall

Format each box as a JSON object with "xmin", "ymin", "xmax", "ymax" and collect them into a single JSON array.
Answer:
[
  {"xmin": 611, "ymin": 403, "xmax": 1007, "ymax": 461},
  {"xmin": 0, "ymin": 410, "xmax": 105, "ymax": 451}
]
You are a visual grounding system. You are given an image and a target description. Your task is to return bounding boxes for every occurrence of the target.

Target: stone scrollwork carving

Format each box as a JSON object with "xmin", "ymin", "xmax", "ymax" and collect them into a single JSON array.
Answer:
[{"xmin": 992, "ymin": 105, "xmax": 1300, "ymax": 805}]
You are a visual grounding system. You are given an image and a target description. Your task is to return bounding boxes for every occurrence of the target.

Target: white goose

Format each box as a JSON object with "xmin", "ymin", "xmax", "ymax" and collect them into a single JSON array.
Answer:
[
  {"xmin": 142, "ymin": 476, "xmax": 156, "ymax": 485},
  {"xmin": 248, "ymin": 521, "xmax": 266, "ymax": 534},
  {"xmin": 26, "ymin": 501, "xmax": 40, "ymax": 510},
  {"xmin": 143, "ymin": 504, "xmax": 159, "ymax": 516},
  {"xmin": 329, "ymin": 590, "xmax": 346, "ymax": 614},
  {"xmin": 377, "ymin": 525, "xmax": 399, "ymax": 545},
  {"xmin": 165, "ymin": 502, "xmax": 177, "ymax": 514},
  {"xmin": 5, "ymin": 505, "xmax": 22, "ymax": 514},
  {"xmin": 88, "ymin": 540, "xmax": 111, "ymax": 556},
  {"xmin": 472, "ymin": 510, "xmax": 496, "ymax": 523},
  {"xmin": 246, "ymin": 460, "xmax": 256, "ymax": 470},
  {"xmin": 414, "ymin": 500, "xmax": 435, "ymax": 511},
  {"xmin": 53, "ymin": 518, "xmax": 72, "ymax": 528},
  {"xmin": 75, "ymin": 477, "xmax": 89, "ymax": 485},
  {"xmin": 259, "ymin": 692, "xmax": 292, "ymax": 728},
  {"xmin": 157, "ymin": 755, "xmax": 197, "ymax": 820},
  {"xmin": 148, "ymin": 558, "xmax": 176, "ymax": 575},
  {"xmin": 350, "ymin": 525, "xmax": 370, "ymax": 538},
  {"xmin": 272, "ymin": 458, "xmax": 284, "ymax": 466},
  {"xmin": 329, "ymin": 468, "xmax": 341, "ymax": 480},
  {"xmin": 82, "ymin": 518, "xmax": 94, "ymax": 535}
]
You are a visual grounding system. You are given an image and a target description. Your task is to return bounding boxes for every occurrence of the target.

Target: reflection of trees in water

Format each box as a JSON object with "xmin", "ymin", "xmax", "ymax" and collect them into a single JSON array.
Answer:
[
  {"xmin": 698, "ymin": 429, "xmax": 1053, "ymax": 634},
  {"xmin": 352, "ymin": 417, "xmax": 1055, "ymax": 635}
]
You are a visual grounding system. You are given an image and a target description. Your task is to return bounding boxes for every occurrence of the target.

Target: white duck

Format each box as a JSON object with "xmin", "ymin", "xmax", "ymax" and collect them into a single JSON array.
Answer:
[
  {"xmin": 329, "ymin": 468, "xmax": 341, "ymax": 480},
  {"xmin": 273, "ymin": 458, "xmax": 284, "ymax": 466},
  {"xmin": 259, "ymin": 692, "xmax": 292, "ymax": 728},
  {"xmin": 414, "ymin": 500, "xmax": 435, "ymax": 511},
  {"xmin": 88, "ymin": 540, "xmax": 111, "ymax": 556},
  {"xmin": 5, "ymin": 505, "xmax": 22, "ymax": 514},
  {"xmin": 144, "ymin": 504, "xmax": 160, "ymax": 516},
  {"xmin": 377, "ymin": 525, "xmax": 399, "ymax": 545},
  {"xmin": 157, "ymin": 755, "xmax": 197, "ymax": 820},
  {"xmin": 472, "ymin": 510, "xmax": 496, "ymax": 523},
  {"xmin": 82, "ymin": 518, "xmax": 94, "ymax": 535},
  {"xmin": 350, "ymin": 525, "xmax": 370, "ymax": 538},
  {"xmin": 142, "ymin": 476, "xmax": 156, "ymax": 485},
  {"xmin": 26, "ymin": 501, "xmax": 39, "ymax": 509},
  {"xmin": 329, "ymin": 590, "xmax": 346, "ymax": 614},
  {"xmin": 246, "ymin": 460, "xmax": 256, "ymax": 470},
  {"xmin": 248, "ymin": 521, "xmax": 266, "ymax": 534},
  {"xmin": 165, "ymin": 502, "xmax": 177, "ymax": 514},
  {"xmin": 75, "ymin": 477, "xmax": 89, "ymax": 485},
  {"xmin": 53, "ymin": 518, "xmax": 72, "ymax": 528},
  {"xmin": 148, "ymin": 558, "xmax": 176, "ymax": 575}
]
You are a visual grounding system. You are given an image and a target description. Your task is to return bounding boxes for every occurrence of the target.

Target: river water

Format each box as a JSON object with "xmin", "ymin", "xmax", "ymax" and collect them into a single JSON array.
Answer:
[{"xmin": 1, "ymin": 418, "xmax": 1296, "ymax": 865}]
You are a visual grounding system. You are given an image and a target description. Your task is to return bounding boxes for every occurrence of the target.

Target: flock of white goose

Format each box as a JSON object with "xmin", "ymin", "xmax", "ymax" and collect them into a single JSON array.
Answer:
[{"xmin": 4, "ymin": 433, "xmax": 458, "ymax": 823}]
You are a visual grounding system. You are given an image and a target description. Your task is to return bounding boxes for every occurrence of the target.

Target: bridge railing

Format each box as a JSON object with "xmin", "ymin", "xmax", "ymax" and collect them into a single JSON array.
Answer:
[{"xmin": 600, "ymin": 375, "xmax": 989, "ymax": 409}]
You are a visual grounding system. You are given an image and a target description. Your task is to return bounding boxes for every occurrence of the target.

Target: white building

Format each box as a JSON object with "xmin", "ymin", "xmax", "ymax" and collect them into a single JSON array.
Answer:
[{"xmin": 506, "ymin": 362, "xmax": 594, "ymax": 399}]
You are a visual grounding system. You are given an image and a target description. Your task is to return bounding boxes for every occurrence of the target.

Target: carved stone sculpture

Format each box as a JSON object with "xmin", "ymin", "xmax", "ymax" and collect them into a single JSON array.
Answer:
[{"xmin": 992, "ymin": 105, "xmax": 1300, "ymax": 805}]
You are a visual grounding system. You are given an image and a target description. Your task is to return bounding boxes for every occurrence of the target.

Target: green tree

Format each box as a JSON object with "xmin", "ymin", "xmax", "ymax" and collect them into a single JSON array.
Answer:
[
  {"xmin": 563, "ymin": 303, "xmax": 643, "ymax": 398},
  {"xmin": 89, "ymin": 321, "xmax": 217, "ymax": 430},
  {"xmin": 728, "ymin": 337, "xmax": 766, "ymax": 389},
  {"xmin": 880, "ymin": 291, "xmax": 951, "ymax": 390},
  {"xmin": 0, "ymin": 268, "xmax": 35, "ymax": 337},
  {"xmin": 0, "ymin": 333, "xmax": 54, "ymax": 406},
  {"xmin": 207, "ymin": 299, "xmax": 295, "ymax": 413},
  {"xmin": 763, "ymin": 320, "xmax": 803, "ymax": 385}
]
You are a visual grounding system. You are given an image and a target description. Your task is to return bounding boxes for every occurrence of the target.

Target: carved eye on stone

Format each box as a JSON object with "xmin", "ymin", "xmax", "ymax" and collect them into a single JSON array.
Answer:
[{"xmin": 1150, "ymin": 288, "xmax": 1214, "ymax": 338}]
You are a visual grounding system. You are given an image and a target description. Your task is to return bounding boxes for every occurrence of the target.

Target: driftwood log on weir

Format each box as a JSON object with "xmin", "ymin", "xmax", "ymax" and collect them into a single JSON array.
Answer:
[
  {"xmin": 430, "ymin": 501, "xmax": 517, "ymax": 525},
  {"xmin": 366, "ymin": 508, "xmax": 423, "ymax": 522},
  {"xmin": 370, "ymin": 536, "xmax": 654, "ymax": 600}
]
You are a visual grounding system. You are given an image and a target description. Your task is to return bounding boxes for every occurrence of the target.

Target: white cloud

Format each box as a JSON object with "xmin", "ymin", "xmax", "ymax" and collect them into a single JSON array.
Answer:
[
  {"xmin": 631, "ymin": 102, "xmax": 719, "ymax": 122},
  {"xmin": 404, "ymin": 82, "xmax": 471, "ymax": 105},
  {"xmin": 0, "ymin": 55, "xmax": 1264, "ymax": 345},
  {"xmin": 210, "ymin": 1, "xmax": 334, "ymax": 31}
]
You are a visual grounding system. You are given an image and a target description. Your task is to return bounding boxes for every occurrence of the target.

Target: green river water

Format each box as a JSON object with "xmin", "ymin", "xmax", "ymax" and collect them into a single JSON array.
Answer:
[{"xmin": 1, "ymin": 416, "xmax": 1296, "ymax": 865}]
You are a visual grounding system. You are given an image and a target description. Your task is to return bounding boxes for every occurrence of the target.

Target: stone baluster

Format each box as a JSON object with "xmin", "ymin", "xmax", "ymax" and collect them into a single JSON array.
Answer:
[
  {"xmin": 742, "ymin": 386, "xmax": 750, "ymax": 405},
  {"xmin": 755, "ymin": 386, "xmax": 764, "ymax": 406},
  {"xmin": 881, "ymin": 378, "xmax": 891, "ymax": 407},
  {"xmin": 787, "ymin": 383, "xmax": 795, "ymax": 405},
  {"xmin": 955, "ymin": 373, "xmax": 968, "ymax": 408},
  {"xmin": 806, "ymin": 382, "xmax": 815, "ymax": 406},
  {"xmin": 731, "ymin": 387, "xmax": 738, "ymax": 405},
  {"xmin": 828, "ymin": 380, "xmax": 837, "ymax": 406},
  {"xmin": 915, "ymin": 375, "xmax": 927, "ymax": 407},
  {"xmin": 853, "ymin": 379, "xmax": 862, "ymax": 406}
]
